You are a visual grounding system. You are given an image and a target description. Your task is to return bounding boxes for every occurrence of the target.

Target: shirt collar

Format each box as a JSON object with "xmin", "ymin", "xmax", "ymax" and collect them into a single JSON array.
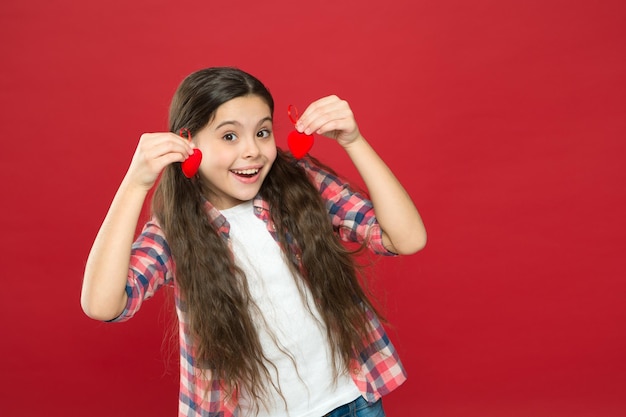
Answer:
[{"xmin": 202, "ymin": 194, "xmax": 269, "ymax": 232}]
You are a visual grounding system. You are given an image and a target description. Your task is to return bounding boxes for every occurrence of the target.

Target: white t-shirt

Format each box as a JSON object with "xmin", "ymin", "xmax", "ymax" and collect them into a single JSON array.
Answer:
[{"xmin": 220, "ymin": 201, "xmax": 360, "ymax": 417}]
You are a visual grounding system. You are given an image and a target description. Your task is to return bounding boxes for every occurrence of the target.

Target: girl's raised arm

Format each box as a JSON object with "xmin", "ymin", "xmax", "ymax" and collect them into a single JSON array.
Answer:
[
  {"xmin": 296, "ymin": 96, "xmax": 426, "ymax": 255},
  {"xmin": 81, "ymin": 132, "xmax": 193, "ymax": 321}
]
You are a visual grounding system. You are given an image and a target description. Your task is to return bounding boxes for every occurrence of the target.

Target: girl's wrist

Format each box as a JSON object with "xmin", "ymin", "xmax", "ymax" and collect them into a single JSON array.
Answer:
[
  {"xmin": 120, "ymin": 176, "xmax": 152, "ymax": 197},
  {"xmin": 341, "ymin": 134, "xmax": 367, "ymax": 153}
]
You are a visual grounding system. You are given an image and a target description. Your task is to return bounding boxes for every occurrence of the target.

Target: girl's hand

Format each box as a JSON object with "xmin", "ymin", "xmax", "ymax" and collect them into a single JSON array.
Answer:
[
  {"xmin": 126, "ymin": 132, "xmax": 195, "ymax": 190},
  {"xmin": 295, "ymin": 95, "xmax": 362, "ymax": 148}
]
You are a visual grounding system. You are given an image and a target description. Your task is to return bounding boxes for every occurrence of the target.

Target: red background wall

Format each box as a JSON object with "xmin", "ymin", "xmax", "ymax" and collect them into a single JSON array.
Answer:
[{"xmin": 1, "ymin": 1, "xmax": 624, "ymax": 416}]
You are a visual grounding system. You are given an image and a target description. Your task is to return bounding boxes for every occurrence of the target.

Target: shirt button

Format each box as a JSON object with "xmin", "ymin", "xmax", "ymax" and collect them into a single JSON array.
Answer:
[{"xmin": 352, "ymin": 368, "xmax": 361, "ymax": 375}]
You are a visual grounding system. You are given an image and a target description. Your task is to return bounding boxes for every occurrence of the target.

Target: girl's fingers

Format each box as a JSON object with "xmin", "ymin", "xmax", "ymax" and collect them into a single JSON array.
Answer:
[
  {"xmin": 128, "ymin": 132, "xmax": 195, "ymax": 187},
  {"xmin": 139, "ymin": 132, "xmax": 194, "ymax": 159},
  {"xmin": 298, "ymin": 96, "xmax": 343, "ymax": 124},
  {"xmin": 296, "ymin": 96, "xmax": 360, "ymax": 145},
  {"xmin": 297, "ymin": 96, "xmax": 355, "ymax": 136}
]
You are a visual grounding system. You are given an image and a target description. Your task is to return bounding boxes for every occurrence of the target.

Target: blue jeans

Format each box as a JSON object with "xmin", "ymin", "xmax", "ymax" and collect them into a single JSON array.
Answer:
[{"xmin": 323, "ymin": 396, "xmax": 385, "ymax": 417}]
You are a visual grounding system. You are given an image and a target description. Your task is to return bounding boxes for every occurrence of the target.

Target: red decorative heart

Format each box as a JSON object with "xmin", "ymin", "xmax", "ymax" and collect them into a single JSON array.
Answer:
[
  {"xmin": 287, "ymin": 130, "xmax": 314, "ymax": 159},
  {"xmin": 182, "ymin": 149, "xmax": 203, "ymax": 178}
]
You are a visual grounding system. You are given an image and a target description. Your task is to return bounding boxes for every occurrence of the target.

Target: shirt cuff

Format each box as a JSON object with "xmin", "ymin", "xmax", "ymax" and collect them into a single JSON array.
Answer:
[{"xmin": 368, "ymin": 223, "xmax": 398, "ymax": 256}]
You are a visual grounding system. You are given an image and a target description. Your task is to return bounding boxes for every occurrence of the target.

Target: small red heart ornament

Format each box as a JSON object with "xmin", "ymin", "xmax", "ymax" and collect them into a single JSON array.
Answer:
[
  {"xmin": 178, "ymin": 128, "xmax": 202, "ymax": 178},
  {"xmin": 182, "ymin": 149, "xmax": 202, "ymax": 178},
  {"xmin": 288, "ymin": 130, "xmax": 314, "ymax": 159}
]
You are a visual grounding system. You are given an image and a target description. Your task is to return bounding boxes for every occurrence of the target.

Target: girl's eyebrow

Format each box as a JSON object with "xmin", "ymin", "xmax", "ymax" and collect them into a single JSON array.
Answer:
[{"xmin": 214, "ymin": 116, "xmax": 273, "ymax": 130}]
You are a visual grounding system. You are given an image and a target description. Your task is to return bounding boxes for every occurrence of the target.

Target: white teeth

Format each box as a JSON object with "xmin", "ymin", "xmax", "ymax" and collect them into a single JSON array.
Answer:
[{"xmin": 232, "ymin": 168, "xmax": 259, "ymax": 175}]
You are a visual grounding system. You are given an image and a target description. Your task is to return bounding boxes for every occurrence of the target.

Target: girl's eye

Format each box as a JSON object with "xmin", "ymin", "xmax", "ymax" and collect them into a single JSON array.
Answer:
[
  {"xmin": 257, "ymin": 129, "xmax": 271, "ymax": 138},
  {"xmin": 223, "ymin": 133, "xmax": 237, "ymax": 142}
]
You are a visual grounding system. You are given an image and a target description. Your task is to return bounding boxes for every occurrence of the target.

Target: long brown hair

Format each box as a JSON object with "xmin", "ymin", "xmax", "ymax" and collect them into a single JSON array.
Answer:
[{"xmin": 152, "ymin": 67, "xmax": 381, "ymax": 406}]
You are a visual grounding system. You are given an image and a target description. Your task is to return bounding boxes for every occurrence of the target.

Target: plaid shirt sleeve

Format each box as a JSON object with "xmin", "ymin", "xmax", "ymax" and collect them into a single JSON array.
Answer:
[
  {"xmin": 299, "ymin": 157, "xmax": 397, "ymax": 256},
  {"xmin": 108, "ymin": 219, "xmax": 174, "ymax": 323}
]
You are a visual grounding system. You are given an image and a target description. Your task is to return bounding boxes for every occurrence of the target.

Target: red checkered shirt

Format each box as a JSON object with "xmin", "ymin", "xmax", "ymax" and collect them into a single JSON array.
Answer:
[{"xmin": 110, "ymin": 157, "xmax": 407, "ymax": 416}]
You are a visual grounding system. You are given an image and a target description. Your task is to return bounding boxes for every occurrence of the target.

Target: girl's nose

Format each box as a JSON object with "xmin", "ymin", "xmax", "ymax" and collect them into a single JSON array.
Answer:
[{"xmin": 242, "ymin": 136, "xmax": 260, "ymax": 158}]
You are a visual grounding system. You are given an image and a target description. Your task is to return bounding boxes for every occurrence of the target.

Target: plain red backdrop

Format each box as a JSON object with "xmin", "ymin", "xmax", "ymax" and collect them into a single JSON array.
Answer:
[{"xmin": 1, "ymin": 0, "xmax": 624, "ymax": 416}]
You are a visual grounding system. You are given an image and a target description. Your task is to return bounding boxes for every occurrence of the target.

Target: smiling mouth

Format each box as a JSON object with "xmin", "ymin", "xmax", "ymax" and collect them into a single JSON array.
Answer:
[{"xmin": 231, "ymin": 168, "xmax": 260, "ymax": 178}]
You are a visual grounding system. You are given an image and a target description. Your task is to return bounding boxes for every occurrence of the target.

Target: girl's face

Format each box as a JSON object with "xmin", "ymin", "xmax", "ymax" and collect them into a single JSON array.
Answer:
[{"xmin": 194, "ymin": 95, "xmax": 277, "ymax": 210}]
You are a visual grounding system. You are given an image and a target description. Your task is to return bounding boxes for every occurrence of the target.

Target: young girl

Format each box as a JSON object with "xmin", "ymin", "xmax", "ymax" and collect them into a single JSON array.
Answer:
[{"xmin": 81, "ymin": 67, "xmax": 426, "ymax": 417}]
